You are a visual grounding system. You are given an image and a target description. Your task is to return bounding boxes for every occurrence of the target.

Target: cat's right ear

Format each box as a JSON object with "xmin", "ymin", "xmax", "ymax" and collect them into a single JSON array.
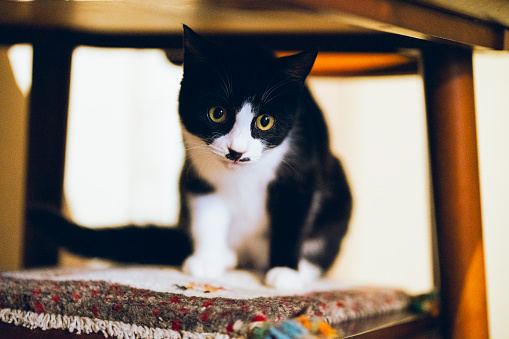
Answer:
[
  {"xmin": 182, "ymin": 25, "xmax": 210, "ymax": 66},
  {"xmin": 277, "ymin": 49, "xmax": 318, "ymax": 85}
]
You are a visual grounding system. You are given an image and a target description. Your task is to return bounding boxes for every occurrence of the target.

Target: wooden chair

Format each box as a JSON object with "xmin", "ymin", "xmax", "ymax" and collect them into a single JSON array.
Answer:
[{"xmin": 1, "ymin": 0, "xmax": 506, "ymax": 337}]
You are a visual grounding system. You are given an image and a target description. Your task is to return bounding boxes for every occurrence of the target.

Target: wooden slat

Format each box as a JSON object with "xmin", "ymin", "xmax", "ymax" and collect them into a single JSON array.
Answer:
[
  {"xmin": 289, "ymin": 0, "xmax": 507, "ymax": 50},
  {"xmin": 422, "ymin": 45, "xmax": 489, "ymax": 339},
  {"xmin": 278, "ymin": 52, "xmax": 418, "ymax": 76},
  {"xmin": 0, "ymin": 0, "xmax": 368, "ymax": 36},
  {"xmin": 1, "ymin": 0, "xmax": 506, "ymax": 50},
  {"xmin": 415, "ymin": 0, "xmax": 509, "ymax": 28},
  {"xmin": 337, "ymin": 312, "xmax": 437, "ymax": 338},
  {"xmin": 22, "ymin": 34, "xmax": 74, "ymax": 267}
]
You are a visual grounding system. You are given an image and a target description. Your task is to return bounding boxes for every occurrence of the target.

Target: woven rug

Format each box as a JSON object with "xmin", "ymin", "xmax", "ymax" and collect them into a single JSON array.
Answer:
[{"xmin": 0, "ymin": 266, "xmax": 411, "ymax": 338}]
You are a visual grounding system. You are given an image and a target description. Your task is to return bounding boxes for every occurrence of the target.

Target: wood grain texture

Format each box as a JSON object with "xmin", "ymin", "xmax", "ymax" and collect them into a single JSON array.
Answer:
[
  {"xmin": 422, "ymin": 45, "xmax": 489, "ymax": 339},
  {"xmin": 291, "ymin": 0, "xmax": 507, "ymax": 50},
  {"xmin": 22, "ymin": 37, "xmax": 74, "ymax": 268}
]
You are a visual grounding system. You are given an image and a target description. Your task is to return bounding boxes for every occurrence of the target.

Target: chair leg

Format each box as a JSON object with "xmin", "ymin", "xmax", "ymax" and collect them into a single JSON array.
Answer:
[
  {"xmin": 422, "ymin": 46, "xmax": 489, "ymax": 339},
  {"xmin": 22, "ymin": 39, "xmax": 74, "ymax": 267}
]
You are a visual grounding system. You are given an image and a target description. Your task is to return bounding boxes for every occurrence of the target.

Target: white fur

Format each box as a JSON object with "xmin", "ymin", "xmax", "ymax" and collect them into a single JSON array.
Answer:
[
  {"xmin": 182, "ymin": 102, "xmax": 290, "ymax": 279},
  {"xmin": 216, "ymin": 103, "xmax": 257, "ymax": 156},
  {"xmin": 265, "ymin": 260, "xmax": 322, "ymax": 290},
  {"xmin": 182, "ymin": 194, "xmax": 237, "ymax": 278}
]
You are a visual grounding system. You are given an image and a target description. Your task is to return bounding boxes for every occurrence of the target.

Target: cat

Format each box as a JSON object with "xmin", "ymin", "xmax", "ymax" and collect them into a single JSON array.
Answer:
[{"xmin": 30, "ymin": 25, "xmax": 352, "ymax": 290}]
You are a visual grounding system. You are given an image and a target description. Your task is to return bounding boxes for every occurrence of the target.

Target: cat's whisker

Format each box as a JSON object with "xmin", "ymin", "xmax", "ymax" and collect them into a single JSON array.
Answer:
[
  {"xmin": 213, "ymin": 67, "xmax": 233, "ymax": 99},
  {"xmin": 262, "ymin": 88, "xmax": 301, "ymax": 106},
  {"xmin": 261, "ymin": 78, "xmax": 293, "ymax": 103},
  {"xmin": 184, "ymin": 144, "xmax": 210, "ymax": 152},
  {"xmin": 280, "ymin": 158, "xmax": 298, "ymax": 174},
  {"xmin": 184, "ymin": 151, "xmax": 218, "ymax": 179},
  {"xmin": 262, "ymin": 75, "xmax": 289, "ymax": 95}
]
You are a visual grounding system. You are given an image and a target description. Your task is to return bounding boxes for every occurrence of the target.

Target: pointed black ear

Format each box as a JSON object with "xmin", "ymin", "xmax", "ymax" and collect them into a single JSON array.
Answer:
[
  {"xmin": 277, "ymin": 49, "xmax": 318, "ymax": 83},
  {"xmin": 182, "ymin": 25, "xmax": 211, "ymax": 65}
]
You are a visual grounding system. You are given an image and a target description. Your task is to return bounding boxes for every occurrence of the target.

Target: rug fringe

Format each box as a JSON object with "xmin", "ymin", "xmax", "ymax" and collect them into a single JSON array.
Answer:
[{"xmin": 0, "ymin": 308, "xmax": 230, "ymax": 339}]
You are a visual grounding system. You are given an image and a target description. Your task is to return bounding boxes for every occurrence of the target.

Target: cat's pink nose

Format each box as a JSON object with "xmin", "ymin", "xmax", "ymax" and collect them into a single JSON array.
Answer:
[{"xmin": 226, "ymin": 149, "xmax": 244, "ymax": 162}]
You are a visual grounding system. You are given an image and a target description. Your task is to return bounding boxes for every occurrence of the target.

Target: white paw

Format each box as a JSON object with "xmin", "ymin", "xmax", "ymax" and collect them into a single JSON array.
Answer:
[
  {"xmin": 182, "ymin": 250, "xmax": 237, "ymax": 279},
  {"xmin": 298, "ymin": 259, "xmax": 322, "ymax": 283},
  {"xmin": 265, "ymin": 261, "xmax": 322, "ymax": 290},
  {"xmin": 265, "ymin": 267, "xmax": 305, "ymax": 290}
]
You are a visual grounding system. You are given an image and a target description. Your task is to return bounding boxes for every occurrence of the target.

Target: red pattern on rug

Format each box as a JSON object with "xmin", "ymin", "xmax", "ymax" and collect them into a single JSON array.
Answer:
[{"xmin": 0, "ymin": 270, "xmax": 410, "ymax": 337}]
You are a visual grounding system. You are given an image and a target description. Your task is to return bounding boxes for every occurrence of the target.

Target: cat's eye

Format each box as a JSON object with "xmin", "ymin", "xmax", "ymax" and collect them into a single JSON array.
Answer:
[
  {"xmin": 256, "ymin": 114, "xmax": 275, "ymax": 131},
  {"xmin": 208, "ymin": 106, "xmax": 227, "ymax": 123}
]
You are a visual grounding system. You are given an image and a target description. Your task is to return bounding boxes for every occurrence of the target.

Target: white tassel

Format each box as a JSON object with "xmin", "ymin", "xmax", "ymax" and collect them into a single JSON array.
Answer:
[{"xmin": 1, "ymin": 308, "xmax": 238, "ymax": 339}]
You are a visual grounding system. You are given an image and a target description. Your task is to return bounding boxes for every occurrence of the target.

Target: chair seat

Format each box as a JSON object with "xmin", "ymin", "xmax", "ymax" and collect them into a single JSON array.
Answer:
[{"xmin": 0, "ymin": 266, "xmax": 428, "ymax": 338}]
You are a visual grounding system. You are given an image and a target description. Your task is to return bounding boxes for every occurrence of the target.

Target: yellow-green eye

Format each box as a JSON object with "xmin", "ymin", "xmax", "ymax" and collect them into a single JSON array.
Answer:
[
  {"xmin": 256, "ymin": 114, "xmax": 275, "ymax": 131},
  {"xmin": 208, "ymin": 106, "xmax": 227, "ymax": 123}
]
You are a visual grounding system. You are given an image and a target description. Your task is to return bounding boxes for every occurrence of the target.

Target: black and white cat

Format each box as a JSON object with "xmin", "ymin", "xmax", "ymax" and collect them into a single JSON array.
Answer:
[{"xmin": 31, "ymin": 25, "xmax": 352, "ymax": 290}]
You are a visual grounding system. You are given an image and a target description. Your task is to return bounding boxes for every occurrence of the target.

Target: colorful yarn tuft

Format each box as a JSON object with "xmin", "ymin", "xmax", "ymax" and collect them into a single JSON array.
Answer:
[
  {"xmin": 173, "ymin": 282, "xmax": 225, "ymax": 293},
  {"xmin": 410, "ymin": 291, "xmax": 439, "ymax": 317},
  {"xmin": 250, "ymin": 315, "xmax": 340, "ymax": 339}
]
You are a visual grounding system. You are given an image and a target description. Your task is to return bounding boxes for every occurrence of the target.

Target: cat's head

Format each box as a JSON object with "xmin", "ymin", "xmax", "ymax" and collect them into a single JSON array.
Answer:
[{"xmin": 178, "ymin": 25, "xmax": 317, "ymax": 168}]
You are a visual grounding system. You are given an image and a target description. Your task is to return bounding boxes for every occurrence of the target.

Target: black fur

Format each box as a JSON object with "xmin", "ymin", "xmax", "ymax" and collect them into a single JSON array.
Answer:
[{"xmin": 28, "ymin": 206, "xmax": 191, "ymax": 265}]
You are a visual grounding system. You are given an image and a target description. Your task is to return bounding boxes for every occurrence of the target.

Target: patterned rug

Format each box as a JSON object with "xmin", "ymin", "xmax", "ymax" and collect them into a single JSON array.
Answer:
[{"xmin": 0, "ymin": 266, "xmax": 411, "ymax": 338}]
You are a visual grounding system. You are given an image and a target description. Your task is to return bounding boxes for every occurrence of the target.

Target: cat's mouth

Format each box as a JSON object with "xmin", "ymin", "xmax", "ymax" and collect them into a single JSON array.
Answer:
[
  {"xmin": 223, "ymin": 156, "xmax": 251, "ymax": 169},
  {"xmin": 223, "ymin": 149, "xmax": 251, "ymax": 168}
]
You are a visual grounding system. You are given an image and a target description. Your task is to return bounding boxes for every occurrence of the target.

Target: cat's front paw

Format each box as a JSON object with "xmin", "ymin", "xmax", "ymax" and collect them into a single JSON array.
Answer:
[
  {"xmin": 265, "ymin": 261, "xmax": 322, "ymax": 290},
  {"xmin": 265, "ymin": 267, "xmax": 305, "ymax": 290},
  {"xmin": 182, "ymin": 251, "xmax": 237, "ymax": 279}
]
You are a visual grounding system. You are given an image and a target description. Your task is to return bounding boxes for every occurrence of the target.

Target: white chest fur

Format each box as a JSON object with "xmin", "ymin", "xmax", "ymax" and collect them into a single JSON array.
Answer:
[
  {"xmin": 181, "ymin": 103, "xmax": 290, "ymax": 272},
  {"xmin": 186, "ymin": 133, "xmax": 289, "ymax": 269}
]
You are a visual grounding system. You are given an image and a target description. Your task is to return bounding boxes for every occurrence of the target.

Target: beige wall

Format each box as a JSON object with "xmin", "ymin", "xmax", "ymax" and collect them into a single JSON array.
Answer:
[
  {"xmin": 308, "ymin": 75, "xmax": 433, "ymax": 294},
  {"xmin": 0, "ymin": 46, "xmax": 27, "ymax": 270},
  {"xmin": 473, "ymin": 50, "xmax": 509, "ymax": 339}
]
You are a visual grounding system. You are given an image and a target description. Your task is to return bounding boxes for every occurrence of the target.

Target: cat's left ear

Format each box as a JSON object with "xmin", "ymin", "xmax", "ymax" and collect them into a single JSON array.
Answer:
[
  {"xmin": 182, "ymin": 25, "xmax": 212, "ymax": 65},
  {"xmin": 277, "ymin": 49, "xmax": 318, "ymax": 84}
]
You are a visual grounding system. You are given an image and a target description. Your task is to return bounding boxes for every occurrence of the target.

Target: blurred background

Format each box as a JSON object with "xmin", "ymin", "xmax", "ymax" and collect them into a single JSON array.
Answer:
[{"xmin": 1, "ymin": 45, "xmax": 508, "ymax": 337}]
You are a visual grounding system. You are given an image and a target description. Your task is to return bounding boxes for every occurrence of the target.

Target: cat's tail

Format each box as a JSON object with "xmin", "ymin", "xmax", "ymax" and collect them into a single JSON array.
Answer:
[{"xmin": 27, "ymin": 206, "xmax": 192, "ymax": 266}]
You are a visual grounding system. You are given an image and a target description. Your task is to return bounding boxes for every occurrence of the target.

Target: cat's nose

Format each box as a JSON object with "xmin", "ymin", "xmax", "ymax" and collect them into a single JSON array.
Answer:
[{"xmin": 226, "ymin": 149, "xmax": 244, "ymax": 162}]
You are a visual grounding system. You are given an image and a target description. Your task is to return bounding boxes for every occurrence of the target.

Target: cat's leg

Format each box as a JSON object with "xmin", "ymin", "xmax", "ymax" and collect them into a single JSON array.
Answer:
[
  {"xmin": 182, "ymin": 194, "xmax": 237, "ymax": 278},
  {"xmin": 270, "ymin": 160, "xmax": 352, "ymax": 289},
  {"xmin": 264, "ymin": 182, "xmax": 321, "ymax": 289},
  {"xmin": 300, "ymin": 159, "xmax": 352, "ymax": 275}
]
